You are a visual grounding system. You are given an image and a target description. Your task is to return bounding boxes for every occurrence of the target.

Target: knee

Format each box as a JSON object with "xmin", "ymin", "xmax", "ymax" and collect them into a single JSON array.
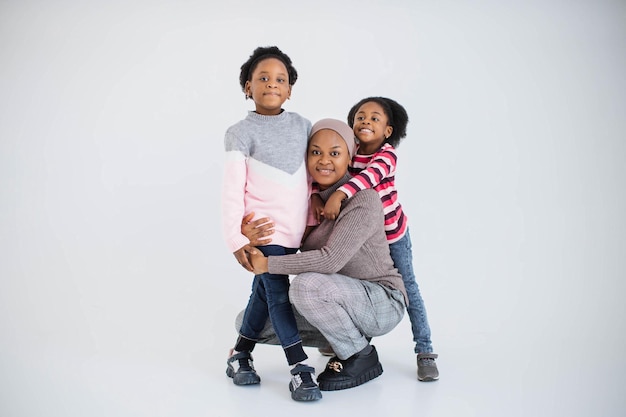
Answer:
[
  {"xmin": 271, "ymin": 288, "xmax": 290, "ymax": 305},
  {"xmin": 261, "ymin": 275, "xmax": 290, "ymax": 304},
  {"xmin": 289, "ymin": 272, "xmax": 326, "ymax": 308}
]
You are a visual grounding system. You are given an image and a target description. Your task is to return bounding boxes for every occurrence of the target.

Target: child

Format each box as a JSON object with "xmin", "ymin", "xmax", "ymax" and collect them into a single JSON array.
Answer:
[
  {"xmin": 314, "ymin": 96, "xmax": 439, "ymax": 381},
  {"xmin": 220, "ymin": 46, "xmax": 322, "ymax": 401}
]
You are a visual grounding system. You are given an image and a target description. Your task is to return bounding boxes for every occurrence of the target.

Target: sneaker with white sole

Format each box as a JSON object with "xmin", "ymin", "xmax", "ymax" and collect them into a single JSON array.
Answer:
[
  {"xmin": 226, "ymin": 351, "xmax": 261, "ymax": 385},
  {"xmin": 417, "ymin": 353, "xmax": 439, "ymax": 381},
  {"xmin": 289, "ymin": 364, "xmax": 322, "ymax": 401}
]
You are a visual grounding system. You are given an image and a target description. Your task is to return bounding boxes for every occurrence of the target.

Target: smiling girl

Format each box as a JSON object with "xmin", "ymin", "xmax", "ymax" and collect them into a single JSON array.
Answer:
[
  {"xmin": 318, "ymin": 97, "xmax": 440, "ymax": 382},
  {"xmin": 220, "ymin": 46, "xmax": 321, "ymax": 401}
]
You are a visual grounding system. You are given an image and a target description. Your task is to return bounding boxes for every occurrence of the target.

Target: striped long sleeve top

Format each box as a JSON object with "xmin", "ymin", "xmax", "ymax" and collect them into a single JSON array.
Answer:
[{"xmin": 337, "ymin": 143, "xmax": 407, "ymax": 244}]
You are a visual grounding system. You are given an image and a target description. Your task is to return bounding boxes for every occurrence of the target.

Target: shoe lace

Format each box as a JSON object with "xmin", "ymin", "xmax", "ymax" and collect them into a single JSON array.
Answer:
[
  {"xmin": 292, "ymin": 364, "xmax": 315, "ymax": 386},
  {"xmin": 228, "ymin": 352, "xmax": 255, "ymax": 372},
  {"xmin": 298, "ymin": 371, "xmax": 314, "ymax": 385}
]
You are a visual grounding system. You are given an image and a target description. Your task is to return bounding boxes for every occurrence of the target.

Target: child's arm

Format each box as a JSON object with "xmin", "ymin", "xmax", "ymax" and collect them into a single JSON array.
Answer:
[
  {"xmin": 222, "ymin": 157, "xmax": 250, "ymax": 256},
  {"xmin": 323, "ymin": 190, "xmax": 347, "ymax": 220},
  {"xmin": 338, "ymin": 146, "xmax": 397, "ymax": 199}
]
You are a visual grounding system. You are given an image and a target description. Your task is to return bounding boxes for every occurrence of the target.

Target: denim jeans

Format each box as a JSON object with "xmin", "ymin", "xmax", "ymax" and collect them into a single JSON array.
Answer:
[
  {"xmin": 389, "ymin": 229, "xmax": 434, "ymax": 353},
  {"xmin": 237, "ymin": 245, "xmax": 307, "ymax": 365}
]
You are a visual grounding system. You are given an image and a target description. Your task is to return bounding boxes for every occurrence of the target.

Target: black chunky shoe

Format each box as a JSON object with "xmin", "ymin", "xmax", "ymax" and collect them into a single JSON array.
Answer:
[
  {"xmin": 289, "ymin": 364, "xmax": 322, "ymax": 401},
  {"xmin": 317, "ymin": 345, "xmax": 383, "ymax": 391},
  {"xmin": 226, "ymin": 351, "xmax": 261, "ymax": 385}
]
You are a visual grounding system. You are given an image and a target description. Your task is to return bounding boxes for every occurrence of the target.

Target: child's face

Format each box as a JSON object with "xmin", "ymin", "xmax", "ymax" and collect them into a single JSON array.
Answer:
[
  {"xmin": 307, "ymin": 129, "xmax": 351, "ymax": 191},
  {"xmin": 244, "ymin": 58, "xmax": 292, "ymax": 115},
  {"xmin": 352, "ymin": 101, "xmax": 393, "ymax": 153}
]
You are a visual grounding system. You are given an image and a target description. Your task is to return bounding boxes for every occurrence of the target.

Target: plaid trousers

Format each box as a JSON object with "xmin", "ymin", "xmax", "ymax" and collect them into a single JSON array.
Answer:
[{"xmin": 235, "ymin": 272, "xmax": 405, "ymax": 360}]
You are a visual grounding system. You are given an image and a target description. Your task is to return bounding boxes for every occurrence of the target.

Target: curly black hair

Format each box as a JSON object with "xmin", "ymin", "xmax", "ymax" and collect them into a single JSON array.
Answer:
[
  {"xmin": 347, "ymin": 96, "xmax": 409, "ymax": 148},
  {"xmin": 239, "ymin": 46, "xmax": 298, "ymax": 93}
]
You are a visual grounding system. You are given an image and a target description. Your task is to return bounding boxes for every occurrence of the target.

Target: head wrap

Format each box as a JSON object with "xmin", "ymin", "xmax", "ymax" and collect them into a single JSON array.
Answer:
[{"xmin": 309, "ymin": 118, "xmax": 356, "ymax": 158}]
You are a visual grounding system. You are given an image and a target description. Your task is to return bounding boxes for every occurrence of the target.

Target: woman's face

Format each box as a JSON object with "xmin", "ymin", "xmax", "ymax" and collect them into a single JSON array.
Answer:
[{"xmin": 307, "ymin": 129, "xmax": 351, "ymax": 190}]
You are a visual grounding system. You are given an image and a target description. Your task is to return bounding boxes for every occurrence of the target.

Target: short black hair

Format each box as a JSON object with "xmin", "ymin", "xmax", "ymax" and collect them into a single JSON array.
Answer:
[
  {"xmin": 239, "ymin": 46, "xmax": 298, "ymax": 92},
  {"xmin": 347, "ymin": 96, "xmax": 409, "ymax": 148}
]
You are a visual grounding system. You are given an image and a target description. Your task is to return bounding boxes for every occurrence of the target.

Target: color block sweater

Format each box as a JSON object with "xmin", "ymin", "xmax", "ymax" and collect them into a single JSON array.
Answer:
[{"xmin": 221, "ymin": 110, "xmax": 312, "ymax": 252}]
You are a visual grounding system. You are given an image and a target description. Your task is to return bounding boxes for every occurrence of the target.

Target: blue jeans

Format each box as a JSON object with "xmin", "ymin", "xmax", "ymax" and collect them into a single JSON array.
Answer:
[
  {"xmin": 389, "ymin": 229, "xmax": 434, "ymax": 354},
  {"xmin": 237, "ymin": 245, "xmax": 307, "ymax": 365}
]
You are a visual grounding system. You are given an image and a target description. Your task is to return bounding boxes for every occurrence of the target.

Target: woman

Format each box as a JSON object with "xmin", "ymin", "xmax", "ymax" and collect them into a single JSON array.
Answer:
[{"xmin": 241, "ymin": 118, "xmax": 407, "ymax": 391}]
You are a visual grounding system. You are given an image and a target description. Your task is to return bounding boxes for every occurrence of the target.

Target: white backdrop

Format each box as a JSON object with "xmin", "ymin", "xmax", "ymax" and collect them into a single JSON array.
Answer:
[{"xmin": 1, "ymin": 1, "xmax": 625, "ymax": 416}]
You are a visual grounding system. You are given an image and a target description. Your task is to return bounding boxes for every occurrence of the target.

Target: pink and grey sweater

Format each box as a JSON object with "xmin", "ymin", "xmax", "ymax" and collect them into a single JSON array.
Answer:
[{"xmin": 221, "ymin": 110, "xmax": 312, "ymax": 252}]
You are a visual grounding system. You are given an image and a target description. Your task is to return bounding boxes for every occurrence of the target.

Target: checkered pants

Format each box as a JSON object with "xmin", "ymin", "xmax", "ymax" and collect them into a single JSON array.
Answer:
[{"xmin": 235, "ymin": 272, "xmax": 405, "ymax": 360}]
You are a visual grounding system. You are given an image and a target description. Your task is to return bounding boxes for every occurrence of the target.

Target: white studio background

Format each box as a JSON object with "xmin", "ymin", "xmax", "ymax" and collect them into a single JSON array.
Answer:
[{"xmin": 1, "ymin": 1, "xmax": 624, "ymax": 416}]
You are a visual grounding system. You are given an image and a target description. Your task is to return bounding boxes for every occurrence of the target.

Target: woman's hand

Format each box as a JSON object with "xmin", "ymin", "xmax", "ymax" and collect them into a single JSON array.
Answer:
[
  {"xmin": 249, "ymin": 248, "xmax": 269, "ymax": 275},
  {"xmin": 241, "ymin": 212, "xmax": 275, "ymax": 246},
  {"xmin": 233, "ymin": 244, "xmax": 258, "ymax": 273}
]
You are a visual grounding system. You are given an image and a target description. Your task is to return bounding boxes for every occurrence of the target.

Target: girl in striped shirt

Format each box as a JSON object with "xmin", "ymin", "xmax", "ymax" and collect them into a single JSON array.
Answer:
[{"xmin": 313, "ymin": 96, "xmax": 440, "ymax": 381}]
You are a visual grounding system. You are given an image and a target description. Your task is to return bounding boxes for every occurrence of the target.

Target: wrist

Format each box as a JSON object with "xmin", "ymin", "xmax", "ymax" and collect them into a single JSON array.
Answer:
[{"xmin": 334, "ymin": 190, "xmax": 347, "ymax": 200}]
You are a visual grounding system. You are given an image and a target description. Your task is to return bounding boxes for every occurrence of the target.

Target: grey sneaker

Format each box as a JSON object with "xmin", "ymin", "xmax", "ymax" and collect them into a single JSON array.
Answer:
[
  {"xmin": 417, "ymin": 353, "xmax": 439, "ymax": 381},
  {"xmin": 289, "ymin": 364, "xmax": 322, "ymax": 402},
  {"xmin": 226, "ymin": 351, "xmax": 261, "ymax": 385}
]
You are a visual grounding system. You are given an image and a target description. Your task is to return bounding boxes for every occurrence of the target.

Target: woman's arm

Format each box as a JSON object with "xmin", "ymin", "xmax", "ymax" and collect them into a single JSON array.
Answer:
[{"xmin": 267, "ymin": 190, "xmax": 383, "ymax": 276}]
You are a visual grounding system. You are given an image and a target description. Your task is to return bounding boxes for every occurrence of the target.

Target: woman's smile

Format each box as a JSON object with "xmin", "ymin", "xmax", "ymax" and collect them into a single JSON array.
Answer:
[
  {"xmin": 307, "ymin": 129, "xmax": 351, "ymax": 190},
  {"xmin": 316, "ymin": 166, "xmax": 335, "ymax": 175}
]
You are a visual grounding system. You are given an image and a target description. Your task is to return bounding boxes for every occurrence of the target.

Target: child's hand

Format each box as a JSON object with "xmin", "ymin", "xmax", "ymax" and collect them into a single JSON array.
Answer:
[
  {"xmin": 241, "ymin": 211, "xmax": 274, "ymax": 246},
  {"xmin": 323, "ymin": 191, "xmax": 346, "ymax": 220},
  {"xmin": 310, "ymin": 193, "xmax": 325, "ymax": 223}
]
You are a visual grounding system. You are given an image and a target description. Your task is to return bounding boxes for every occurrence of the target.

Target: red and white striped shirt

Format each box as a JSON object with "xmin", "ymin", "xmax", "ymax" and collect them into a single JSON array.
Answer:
[{"xmin": 338, "ymin": 143, "xmax": 407, "ymax": 244}]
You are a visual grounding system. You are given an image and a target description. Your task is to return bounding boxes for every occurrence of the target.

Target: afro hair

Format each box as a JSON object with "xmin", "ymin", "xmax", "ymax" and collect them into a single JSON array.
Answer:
[
  {"xmin": 239, "ymin": 46, "xmax": 298, "ymax": 92},
  {"xmin": 347, "ymin": 96, "xmax": 409, "ymax": 148}
]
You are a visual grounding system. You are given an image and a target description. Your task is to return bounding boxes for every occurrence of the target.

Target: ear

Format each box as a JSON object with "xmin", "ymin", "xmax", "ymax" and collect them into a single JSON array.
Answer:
[
  {"xmin": 287, "ymin": 85, "xmax": 292, "ymax": 99},
  {"xmin": 244, "ymin": 81, "xmax": 251, "ymax": 98},
  {"xmin": 385, "ymin": 125, "xmax": 394, "ymax": 139}
]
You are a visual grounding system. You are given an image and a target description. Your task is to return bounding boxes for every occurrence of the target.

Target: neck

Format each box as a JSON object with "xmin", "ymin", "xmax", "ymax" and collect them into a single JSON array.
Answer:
[
  {"xmin": 358, "ymin": 141, "xmax": 384, "ymax": 155},
  {"xmin": 317, "ymin": 173, "xmax": 352, "ymax": 202},
  {"xmin": 254, "ymin": 108, "xmax": 284, "ymax": 116}
]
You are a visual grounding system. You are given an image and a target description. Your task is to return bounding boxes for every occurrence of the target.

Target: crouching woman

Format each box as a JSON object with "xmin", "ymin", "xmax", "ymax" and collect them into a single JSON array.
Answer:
[{"xmin": 245, "ymin": 118, "xmax": 408, "ymax": 391}]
